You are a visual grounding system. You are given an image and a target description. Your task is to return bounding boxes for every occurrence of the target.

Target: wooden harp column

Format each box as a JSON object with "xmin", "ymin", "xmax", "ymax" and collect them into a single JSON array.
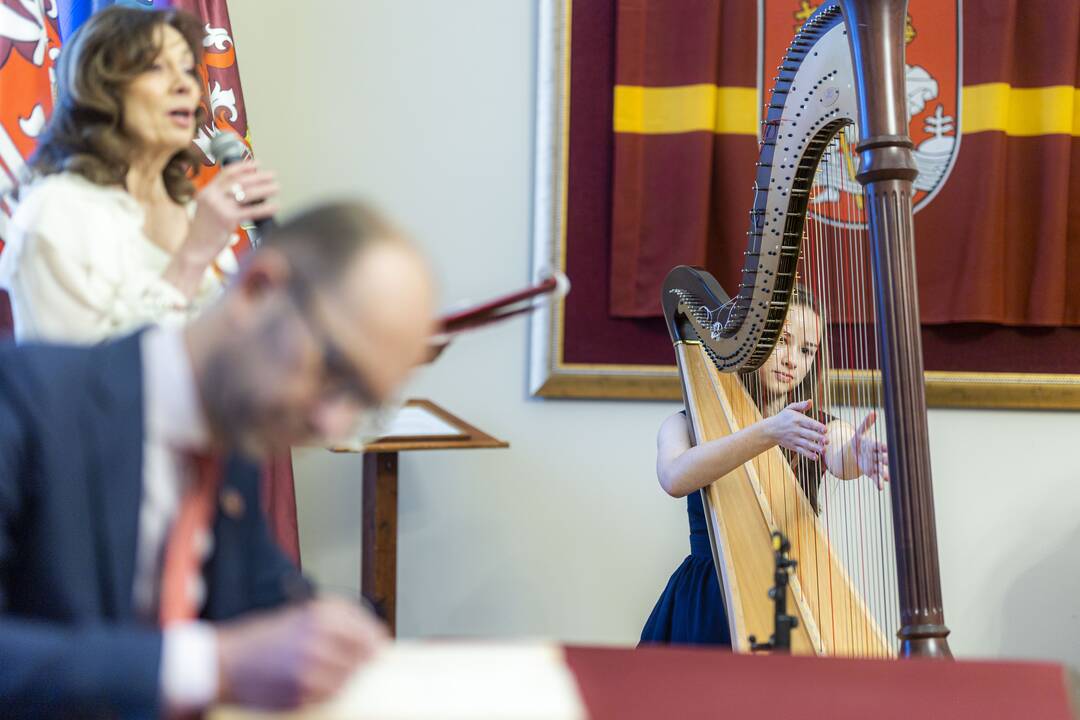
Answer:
[{"xmin": 841, "ymin": 0, "xmax": 950, "ymax": 657}]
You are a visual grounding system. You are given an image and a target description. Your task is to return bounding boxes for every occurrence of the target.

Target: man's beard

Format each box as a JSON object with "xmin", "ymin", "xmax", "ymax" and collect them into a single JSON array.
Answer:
[{"xmin": 199, "ymin": 343, "xmax": 274, "ymax": 461}]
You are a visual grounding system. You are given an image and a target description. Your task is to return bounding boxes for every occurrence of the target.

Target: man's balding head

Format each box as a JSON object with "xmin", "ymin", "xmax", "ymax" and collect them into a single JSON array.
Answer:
[{"xmin": 189, "ymin": 200, "xmax": 436, "ymax": 457}]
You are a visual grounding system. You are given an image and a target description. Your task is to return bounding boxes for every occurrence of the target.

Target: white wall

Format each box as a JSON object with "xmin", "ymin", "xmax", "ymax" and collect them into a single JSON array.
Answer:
[{"xmin": 227, "ymin": 0, "xmax": 1080, "ymax": 663}]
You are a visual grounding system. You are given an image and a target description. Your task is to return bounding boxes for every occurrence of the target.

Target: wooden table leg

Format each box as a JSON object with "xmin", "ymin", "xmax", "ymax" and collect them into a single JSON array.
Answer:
[{"xmin": 361, "ymin": 451, "xmax": 398, "ymax": 635}]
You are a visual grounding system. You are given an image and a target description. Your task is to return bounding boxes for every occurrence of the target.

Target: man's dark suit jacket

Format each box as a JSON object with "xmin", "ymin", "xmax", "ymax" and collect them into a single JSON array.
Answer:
[{"xmin": 0, "ymin": 332, "xmax": 303, "ymax": 718}]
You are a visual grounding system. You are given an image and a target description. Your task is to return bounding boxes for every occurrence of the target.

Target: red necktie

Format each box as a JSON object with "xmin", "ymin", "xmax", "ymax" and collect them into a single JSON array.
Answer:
[{"xmin": 159, "ymin": 453, "xmax": 221, "ymax": 626}]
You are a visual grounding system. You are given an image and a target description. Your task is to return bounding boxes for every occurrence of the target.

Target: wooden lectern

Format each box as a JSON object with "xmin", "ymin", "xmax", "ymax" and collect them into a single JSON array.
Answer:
[{"xmin": 330, "ymin": 399, "xmax": 508, "ymax": 635}]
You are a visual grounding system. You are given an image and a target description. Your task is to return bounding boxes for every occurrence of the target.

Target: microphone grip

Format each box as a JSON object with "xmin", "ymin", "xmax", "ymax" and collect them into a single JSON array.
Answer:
[
  {"xmin": 213, "ymin": 137, "xmax": 276, "ymax": 248},
  {"xmin": 248, "ymin": 216, "xmax": 275, "ymax": 249}
]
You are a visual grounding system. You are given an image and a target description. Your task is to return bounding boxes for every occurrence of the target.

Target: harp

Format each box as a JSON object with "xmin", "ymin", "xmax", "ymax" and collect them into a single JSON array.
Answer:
[{"xmin": 662, "ymin": 0, "xmax": 951, "ymax": 658}]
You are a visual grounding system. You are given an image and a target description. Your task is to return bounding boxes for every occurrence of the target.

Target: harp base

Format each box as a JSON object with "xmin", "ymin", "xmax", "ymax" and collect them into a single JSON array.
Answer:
[{"xmin": 898, "ymin": 624, "xmax": 953, "ymax": 659}]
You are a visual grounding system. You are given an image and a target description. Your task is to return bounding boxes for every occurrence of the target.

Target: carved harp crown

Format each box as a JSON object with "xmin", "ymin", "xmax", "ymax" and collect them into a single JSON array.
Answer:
[{"xmin": 663, "ymin": 0, "xmax": 950, "ymax": 658}]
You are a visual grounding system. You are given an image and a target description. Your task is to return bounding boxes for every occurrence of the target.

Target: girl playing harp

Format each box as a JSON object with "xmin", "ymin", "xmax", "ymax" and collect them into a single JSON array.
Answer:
[{"xmin": 640, "ymin": 284, "xmax": 889, "ymax": 646}]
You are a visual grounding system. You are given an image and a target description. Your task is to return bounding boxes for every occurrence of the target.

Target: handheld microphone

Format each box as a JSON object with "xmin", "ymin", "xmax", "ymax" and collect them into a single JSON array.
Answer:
[{"xmin": 208, "ymin": 131, "xmax": 274, "ymax": 248}]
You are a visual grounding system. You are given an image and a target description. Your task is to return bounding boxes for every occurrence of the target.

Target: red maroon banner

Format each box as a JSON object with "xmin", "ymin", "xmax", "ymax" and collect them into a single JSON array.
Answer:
[
  {"xmin": 171, "ymin": 0, "xmax": 257, "ymax": 253},
  {"xmin": 562, "ymin": 0, "xmax": 1080, "ymax": 374},
  {"xmin": 172, "ymin": 0, "xmax": 299, "ymax": 562}
]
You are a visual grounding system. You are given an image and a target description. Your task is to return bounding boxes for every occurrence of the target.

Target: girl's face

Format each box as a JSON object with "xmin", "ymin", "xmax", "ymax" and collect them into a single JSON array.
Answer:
[{"xmin": 756, "ymin": 303, "xmax": 821, "ymax": 397}]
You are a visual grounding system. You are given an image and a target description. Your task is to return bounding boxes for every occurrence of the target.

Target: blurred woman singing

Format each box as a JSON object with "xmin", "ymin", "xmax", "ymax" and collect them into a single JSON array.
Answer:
[{"xmin": 0, "ymin": 6, "xmax": 276, "ymax": 341}]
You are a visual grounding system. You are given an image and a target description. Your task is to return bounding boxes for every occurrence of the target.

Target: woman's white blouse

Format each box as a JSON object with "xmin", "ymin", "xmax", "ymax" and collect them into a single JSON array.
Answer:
[{"xmin": 0, "ymin": 172, "xmax": 237, "ymax": 343}]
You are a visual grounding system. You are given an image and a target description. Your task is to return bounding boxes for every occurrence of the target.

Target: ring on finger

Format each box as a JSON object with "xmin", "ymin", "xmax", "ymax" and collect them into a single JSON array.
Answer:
[{"xmin": 230, "ymin": 182, "xmax": 247, "ymax": 204}]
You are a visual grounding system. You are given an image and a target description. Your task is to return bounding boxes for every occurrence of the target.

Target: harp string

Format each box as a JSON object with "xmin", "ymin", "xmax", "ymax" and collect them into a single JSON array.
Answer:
[
  {"xmin": 833, "ymin": 136, "xmax": 858, "ymax": 654},
  {"xmin": 800, "ymin": 127, "xmax": 902, "ymax": 655},
  {"xmin": 802, "ymin": 201, "xmax": 829, "ymax": 651},
  {"xmin": 855, "ymin": 120, "xmax": 899, "ymax": 652},
  {"xmin": 740, "ymin": 122, "xmax": 900, "ymax": 655},
  {"xmin": 800, "ymin": 172, "xmax": 825, "ymax": 649},
  {"xmin": 828, "ymin": 141, "xmax": 852, "ymax": 653},
  {"xmin": 848, "ymin": 120, "xmax": 899, "ymax": 651},
  {"xmin": 817, "ymin": 138, "xmax": 851, "ymax": 652},
  {"xmin": 847, "ymin": 138, "xmax": 877, "ymax": 656},
  {"xmin": 849, "ymin": 126, "xmax": 875, "ymax": 656},
  {"xmin": 841, "ymin": 135, "xmax": 871, "ymax": 655}
]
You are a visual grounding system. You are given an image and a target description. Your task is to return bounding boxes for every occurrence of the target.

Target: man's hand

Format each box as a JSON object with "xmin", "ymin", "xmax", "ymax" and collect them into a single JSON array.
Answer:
[{"xmin": 216, "ymin": 596, "xmax": 387, "ymax": 709}]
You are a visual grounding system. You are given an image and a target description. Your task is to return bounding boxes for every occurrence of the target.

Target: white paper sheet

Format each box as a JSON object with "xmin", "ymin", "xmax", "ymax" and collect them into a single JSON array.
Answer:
[
  {"xmin": 376, "ymin": 405, "xmax": 466, "ymax": 440},
  {"xmin": 212, "ymin": 641, "xmax": 588, "ymax": 720}
]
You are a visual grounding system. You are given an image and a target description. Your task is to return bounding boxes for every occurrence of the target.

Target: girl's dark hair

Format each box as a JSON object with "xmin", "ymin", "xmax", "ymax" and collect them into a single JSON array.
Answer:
[
  {"xmin": 29, "ymin": 6, "xmax": 207, "ymax": 202},
  {"xmin": 739, "ymin": 282, "xmax": 828, "ymax": 512}
]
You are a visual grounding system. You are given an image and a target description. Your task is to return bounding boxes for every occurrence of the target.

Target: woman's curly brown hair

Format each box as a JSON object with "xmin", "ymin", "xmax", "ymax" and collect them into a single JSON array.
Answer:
[{"xmin": 29, "ymin": 6, "xmax": 207, "ymax": 203}]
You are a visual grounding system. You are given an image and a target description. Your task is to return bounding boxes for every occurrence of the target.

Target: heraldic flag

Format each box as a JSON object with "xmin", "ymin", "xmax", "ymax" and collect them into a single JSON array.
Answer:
[{"xmin": 0, "ymin": 2, "xmax": 59, "ymax": 254}]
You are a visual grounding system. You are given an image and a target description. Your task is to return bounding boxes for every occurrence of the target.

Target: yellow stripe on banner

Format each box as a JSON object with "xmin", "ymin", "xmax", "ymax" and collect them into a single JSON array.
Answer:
[
  {"xmin": 614, "ymin": 82, "xmax": 1080, "ymax": 138},
  {"xmin": 613, "ymin": 84, "xmax": 757, "ymax": 136},
  {"xmin": 962, "ymin": 84, "xmax": 1080, "ymax": 137}
]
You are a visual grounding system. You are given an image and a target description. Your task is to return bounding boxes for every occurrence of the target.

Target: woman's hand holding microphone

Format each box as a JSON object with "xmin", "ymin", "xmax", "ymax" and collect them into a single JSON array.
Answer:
[{"xmin": 164, "ymin": 160, "xmax": 279, "ymax": 299}]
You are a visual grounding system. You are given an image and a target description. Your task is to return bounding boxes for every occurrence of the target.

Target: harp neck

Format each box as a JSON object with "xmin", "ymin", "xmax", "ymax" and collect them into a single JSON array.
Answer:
[{"xmin": 841, "ymin": 0, "xmax": 919, "ymax": 184}]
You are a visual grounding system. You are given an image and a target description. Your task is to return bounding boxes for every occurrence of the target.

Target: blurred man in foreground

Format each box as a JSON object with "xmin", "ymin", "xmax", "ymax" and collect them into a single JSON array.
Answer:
[{"xmin": 0, "ymin": 201, "xmax": 437, "ymax": 717}]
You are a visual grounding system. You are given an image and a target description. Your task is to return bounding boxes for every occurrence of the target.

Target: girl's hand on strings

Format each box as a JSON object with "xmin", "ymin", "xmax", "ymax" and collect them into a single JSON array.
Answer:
[
  {"xmin": 853, "ymin": 411, "xmax": 890, "ymax": 490},
  {"xmin": 767, "ymin": 399, "xmax": 828, "ymax": 461}
]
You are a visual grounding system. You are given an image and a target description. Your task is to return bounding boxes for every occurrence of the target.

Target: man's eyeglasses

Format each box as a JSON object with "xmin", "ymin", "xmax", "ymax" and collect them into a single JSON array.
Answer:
[{"xmin": 287, "ymin": 281, "xmax": 397, "ymax": 442}]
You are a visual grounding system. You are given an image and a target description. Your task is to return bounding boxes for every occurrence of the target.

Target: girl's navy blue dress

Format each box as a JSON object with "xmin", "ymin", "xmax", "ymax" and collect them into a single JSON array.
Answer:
[
  {"xmin": 640, "ymin": 407, "xmax": 829, "ymax": 645},
  {"xmin": 639, "ymin": 489, "xmax": 732, "ymax": 646}
]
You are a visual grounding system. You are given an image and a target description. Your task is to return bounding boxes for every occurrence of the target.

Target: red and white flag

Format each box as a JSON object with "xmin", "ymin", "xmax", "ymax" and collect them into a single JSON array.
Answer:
[{"xmin": 0, "ymin": 0, "xmax": 60, "ymax": 251}]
